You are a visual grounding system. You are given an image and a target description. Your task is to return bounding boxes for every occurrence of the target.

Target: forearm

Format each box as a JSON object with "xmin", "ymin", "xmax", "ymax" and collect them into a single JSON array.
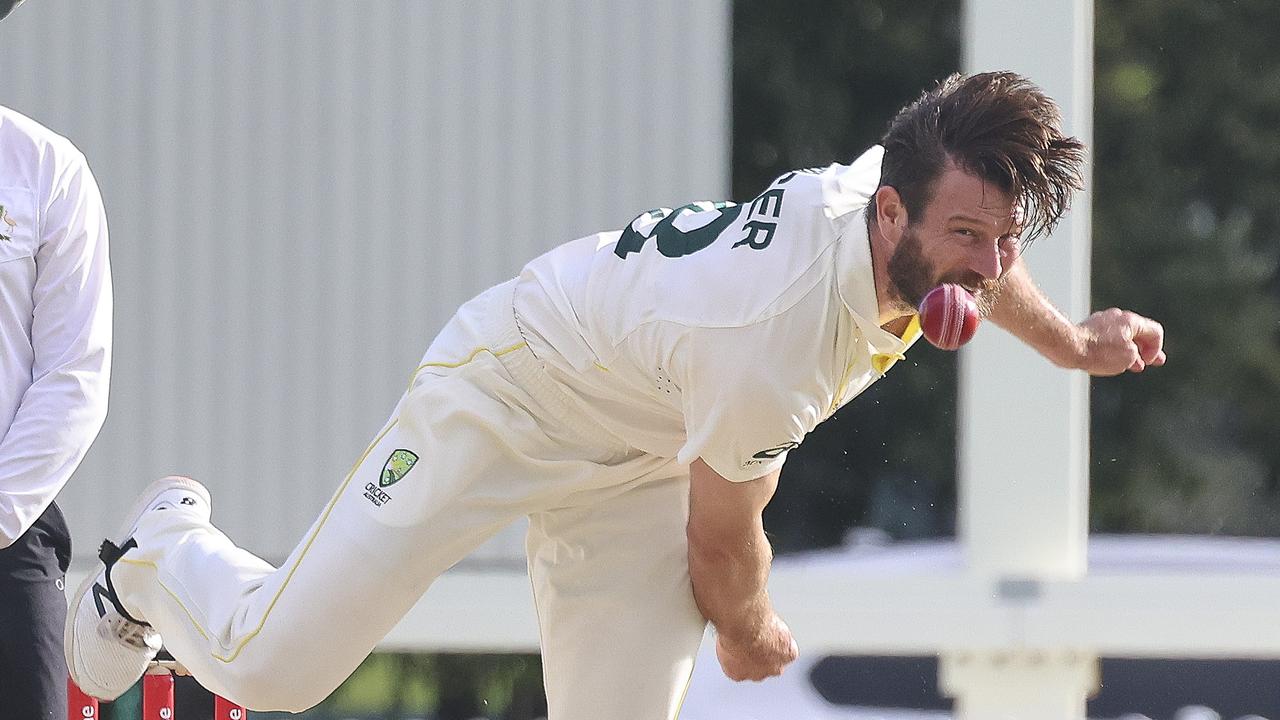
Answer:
[
  {"xmin": 0, "ymin": 364, "xmax": 109, "ymax": 546},
  {"xmin": 687, "ymin": 518, "xmax": 775, "ymax": 641},
  {"xmin": 990, "ymin": 259, "xmax": 1085, "ymax": 368}
]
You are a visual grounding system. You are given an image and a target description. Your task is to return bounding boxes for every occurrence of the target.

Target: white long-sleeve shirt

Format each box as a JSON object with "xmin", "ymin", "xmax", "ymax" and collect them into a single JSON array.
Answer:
[{"xmin": 0, "ymin": 105, "xmax": 111, "ymax": 547}]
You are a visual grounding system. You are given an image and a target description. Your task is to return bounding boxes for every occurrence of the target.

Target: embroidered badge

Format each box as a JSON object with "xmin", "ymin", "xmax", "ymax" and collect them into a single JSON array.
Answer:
[
  {"xmin": 0, "ymin": 205, "xmax": 14, "ymax": 242},
  {"xmin": 379, "ymin": 449, "xmax": 419, "ymax": 488}
]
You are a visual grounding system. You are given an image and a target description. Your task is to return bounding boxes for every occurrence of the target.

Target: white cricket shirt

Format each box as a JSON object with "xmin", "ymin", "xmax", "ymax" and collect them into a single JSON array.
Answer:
[
  {"xmin": 514, "ymin": 146, "xmax": 919, "ymax": 482},
  {"xmin": 0, "ymin": 106, "xmax": 111, "ymax": 546}
]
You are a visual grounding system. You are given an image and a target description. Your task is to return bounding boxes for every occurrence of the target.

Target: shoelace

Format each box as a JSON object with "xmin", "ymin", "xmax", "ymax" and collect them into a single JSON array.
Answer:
[{"xmin": 100, "ymin": 613, "xmax": 159, "ymax": 651}]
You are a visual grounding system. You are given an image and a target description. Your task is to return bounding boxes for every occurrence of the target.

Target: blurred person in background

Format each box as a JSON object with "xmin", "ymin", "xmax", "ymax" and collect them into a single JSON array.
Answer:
[
  {"xmin": 1, "ymin": 3, "xmax": 113, "ymax": 718},
  {"xmin": 66, "ymin": 72, "xmax": 1159, "ymax": 720}
]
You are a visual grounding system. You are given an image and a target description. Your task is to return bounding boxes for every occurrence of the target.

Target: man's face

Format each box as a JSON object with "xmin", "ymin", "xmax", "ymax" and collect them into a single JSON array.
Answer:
[{"xmin": 887, "ymin": 165, "xmax": 1023, "ymax": 316}]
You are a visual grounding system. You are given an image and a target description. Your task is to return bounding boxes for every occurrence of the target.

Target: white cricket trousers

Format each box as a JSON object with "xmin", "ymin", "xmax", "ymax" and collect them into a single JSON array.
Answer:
[{"xmin": 111, "ymin": 280, "xmax": 709, "ymax": 718}]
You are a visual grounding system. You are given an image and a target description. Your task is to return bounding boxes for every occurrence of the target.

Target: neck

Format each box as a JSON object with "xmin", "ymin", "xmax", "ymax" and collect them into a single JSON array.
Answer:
[{"xmin": 867, "ymin": 220, "xmax": 917, "ymax": 327}]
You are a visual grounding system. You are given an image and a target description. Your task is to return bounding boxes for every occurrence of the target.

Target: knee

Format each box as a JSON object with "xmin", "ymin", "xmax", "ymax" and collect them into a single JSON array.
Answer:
[{"xmin": 215, "ymin": 655, "xmax": 339, "ymax": 712}]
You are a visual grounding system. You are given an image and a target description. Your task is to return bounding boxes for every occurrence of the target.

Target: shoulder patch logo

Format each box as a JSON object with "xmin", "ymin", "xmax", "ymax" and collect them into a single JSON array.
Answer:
[
  {"xmin": 752, "ymin": 441, "xmax": 800, "ymax": 460},
  {"xmin": 0, "ymin": 205, "xmax": 14, "ymax": 242},
  {"xmin": 380, "ymin": 449, "xmax": 419, "ymax": 487}
]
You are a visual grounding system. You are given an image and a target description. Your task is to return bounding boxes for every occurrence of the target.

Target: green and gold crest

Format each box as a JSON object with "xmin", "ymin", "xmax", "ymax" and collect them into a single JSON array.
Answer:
[{"xmin": 380, "ymin": 449, "xmax": 419, "ymax": 487}]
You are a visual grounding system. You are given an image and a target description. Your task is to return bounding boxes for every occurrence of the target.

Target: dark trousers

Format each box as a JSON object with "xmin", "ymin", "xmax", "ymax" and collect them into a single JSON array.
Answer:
[{"xmin": 0, "ymin": 502, "xmax": 71, "ymax": 720}]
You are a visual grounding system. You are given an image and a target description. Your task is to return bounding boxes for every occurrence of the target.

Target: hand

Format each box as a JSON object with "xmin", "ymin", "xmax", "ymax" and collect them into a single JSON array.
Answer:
[
  {"xmin": 715, "ymin": 614, "xmax": 799, "ymax": 682},
  {"xmin": 1074, "ymin": 308, "xmax": 1166, "ymax": 376}
]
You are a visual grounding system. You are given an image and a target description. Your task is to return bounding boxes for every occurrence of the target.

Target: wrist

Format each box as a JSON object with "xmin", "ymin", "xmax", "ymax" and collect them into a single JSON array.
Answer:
[
  {"xmin": 1048, "ymin": 323, "xmax": 1090, "ymax": 370},
  {"xmin": 714, "ymin": 603, "xmax": 774, "ymax": 648}
]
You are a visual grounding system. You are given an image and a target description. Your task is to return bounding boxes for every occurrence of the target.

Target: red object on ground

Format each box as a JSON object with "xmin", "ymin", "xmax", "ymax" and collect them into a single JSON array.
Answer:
[
  {"xmin": 143, "ymin": 672, "xmax": 175, "ymax": 720},
  {"xmin": 215, "ymin": 694, "xmax": 248, "ymax": 719},
  {"xmin": 67, "ymin": 678, "xmax": 99, "ymax": 719},
  {"xmin": 918, "ymin": 283, "xmax": 981, "ymax": 350}
]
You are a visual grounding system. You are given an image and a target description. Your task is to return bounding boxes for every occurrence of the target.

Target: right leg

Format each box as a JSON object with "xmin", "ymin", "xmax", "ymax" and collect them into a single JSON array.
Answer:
[
  {"xmin": 69, "ymin": 346, "xmax": 563, "ymax": 711},
  {"xmin": 115, "ymin": 411, "xmax": 493, "ymax": 711}
]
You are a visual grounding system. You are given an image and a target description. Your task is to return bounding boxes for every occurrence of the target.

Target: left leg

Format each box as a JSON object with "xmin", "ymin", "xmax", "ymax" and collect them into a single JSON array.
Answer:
[
  {"xmin": 527, "ymin": 471, "xmax": 708, "ymax": 720},
  {"xmin": 0, "ymin": 502, "xmax": 71, "ymax": 720},
  {"xmin": 0, "ymin": 575, "xmax": 69, "ymax": 720}
]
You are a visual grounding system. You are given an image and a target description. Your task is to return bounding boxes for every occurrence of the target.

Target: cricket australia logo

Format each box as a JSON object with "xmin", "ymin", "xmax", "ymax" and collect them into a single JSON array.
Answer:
[
  {"xmin": 0, "ymin": 205, "xmax": 15, "ymax": 242},
  {"xmin": 380, "ymin": 449, "xmax": 418, "ymax": 487},
  {"xmin": 364, "ymin": 449, "xmax": 418, "ymax": 507}
]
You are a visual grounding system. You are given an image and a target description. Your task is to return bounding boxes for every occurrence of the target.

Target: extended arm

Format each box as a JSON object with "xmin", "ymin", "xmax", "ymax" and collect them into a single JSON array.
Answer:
[
  {"xmin": 0, "ymin": 149, "xmax": 111, "ymax": 547},
  {"xmin": 687, "ymin": 458, "xmax": 797, "ymax": 681},
  {"xmin": 990, "ymin": 258, "xmax": 1165, "ymax": 376}
]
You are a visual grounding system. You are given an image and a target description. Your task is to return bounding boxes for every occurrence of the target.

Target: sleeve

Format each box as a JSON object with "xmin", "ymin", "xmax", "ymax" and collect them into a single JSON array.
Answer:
[
  {"xmin": 0, "ymin": 146, "xmax": 112, "ymax": 547},
  {"xmin": 673, "ymin": 316, "xmax": 827, "ymax": 483}
]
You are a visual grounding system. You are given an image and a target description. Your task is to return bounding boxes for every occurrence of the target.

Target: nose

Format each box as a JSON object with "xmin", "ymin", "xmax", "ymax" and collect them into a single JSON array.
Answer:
[{"xmin": 970, "ymin": 243, "xmax": 1003, "ymax": 281}]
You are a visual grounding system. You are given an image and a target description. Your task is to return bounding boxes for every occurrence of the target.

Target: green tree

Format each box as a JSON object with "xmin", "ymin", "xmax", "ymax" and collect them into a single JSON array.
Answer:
[
  {"xmin": 736, "ymin": 0, "xmax": 1280, "ymax": 549},
  {"xmin": 1090, "ymin": 0, "xmax": 1280, "ymax": 533}
]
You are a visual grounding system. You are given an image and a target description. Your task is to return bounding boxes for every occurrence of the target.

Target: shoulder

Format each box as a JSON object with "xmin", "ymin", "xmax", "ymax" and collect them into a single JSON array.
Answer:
[
  {"xmin": 0, "ymin": 106, "xmax": 90, "ymax": 182},
  {"xmin": 1, "ymin": 106, "xmax": 79, "ymax": 154}
]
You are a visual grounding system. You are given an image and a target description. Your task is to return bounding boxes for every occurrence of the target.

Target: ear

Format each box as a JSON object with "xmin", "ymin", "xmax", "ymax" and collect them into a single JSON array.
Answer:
[{"xmin": 874, "ymin": 186, "xmax": 908, "ymax": 243}]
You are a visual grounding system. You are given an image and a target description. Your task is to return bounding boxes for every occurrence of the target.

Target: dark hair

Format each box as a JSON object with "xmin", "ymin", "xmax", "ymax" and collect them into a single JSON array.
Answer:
[{"xmin": 872, "ymin": 71, "xmax": 1086, "ymax": 243}]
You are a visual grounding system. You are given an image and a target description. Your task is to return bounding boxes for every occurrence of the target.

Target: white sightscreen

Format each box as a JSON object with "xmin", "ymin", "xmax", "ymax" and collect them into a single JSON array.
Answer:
[{"xmin": 0, "ymin": 0, "xmax": 730, "ymax": 565}]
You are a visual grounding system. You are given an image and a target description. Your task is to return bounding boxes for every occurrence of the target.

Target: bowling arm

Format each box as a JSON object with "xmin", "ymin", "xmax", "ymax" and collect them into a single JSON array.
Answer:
[
  {"xmin": 990, "ymin": 258, "xmax": 1166, "ymax": 375},
  {"xmin": 989, "ymin": 258, "xmax": 1089, "ymax": 369}
]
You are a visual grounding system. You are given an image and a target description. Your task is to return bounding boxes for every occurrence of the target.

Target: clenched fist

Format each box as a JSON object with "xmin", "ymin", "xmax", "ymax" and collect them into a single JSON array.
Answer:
[
  {"xmin": 715, "ymin": 614, "xmax": 799, "ymax": 682},
  {"xmin": 1074, "ymin": 308, "xmax": 1166, "ymax": 376}
]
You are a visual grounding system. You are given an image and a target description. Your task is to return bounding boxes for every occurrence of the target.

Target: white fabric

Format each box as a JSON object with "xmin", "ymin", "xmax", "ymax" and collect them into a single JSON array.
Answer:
[
  {"xmin": 514, "ymin": 145, "xmax": 917, "ymax": 481},
  {"xmin": 0, "ymin": 106, "xmax": 111, "ymax": 546},
  {"xmin": 110, "ymin": 148, "xmax": 924, "ymax": 718},
  {"xmin": 114, "ymin": 281, "xmax": 701, "ymax": 716}
]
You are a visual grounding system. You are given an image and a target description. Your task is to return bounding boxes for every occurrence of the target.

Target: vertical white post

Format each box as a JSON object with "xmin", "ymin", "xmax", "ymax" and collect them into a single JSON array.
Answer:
[
  {"xmin": 960, "ymin": 0, "xmax": 1094, "ymax": 585},
  {"xmin": 951, "ymin": 1, "xmax": 1096, "ymax": 717}
]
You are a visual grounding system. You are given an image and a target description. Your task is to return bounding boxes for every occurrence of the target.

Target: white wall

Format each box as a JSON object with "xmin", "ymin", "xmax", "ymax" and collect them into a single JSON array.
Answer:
[{"xmin": 0, "ymin": 0, "xmax": 731, "ymax": 565}]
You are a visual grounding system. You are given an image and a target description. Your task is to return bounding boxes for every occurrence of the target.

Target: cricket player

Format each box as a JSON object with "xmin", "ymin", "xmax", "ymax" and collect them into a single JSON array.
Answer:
[
  {"xmin": 67, "ymin": 72, "xmax": 1163, "ymax": 719},
  {"xmin": 0, "ymin": 102, "xmax": 112, "ymax": 720}
]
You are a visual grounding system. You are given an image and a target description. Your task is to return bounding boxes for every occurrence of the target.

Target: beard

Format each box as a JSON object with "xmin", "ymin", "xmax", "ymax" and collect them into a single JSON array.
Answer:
[{"xmin": 887, "ymin": 226, "xmax": 1004, "ymax": 317}]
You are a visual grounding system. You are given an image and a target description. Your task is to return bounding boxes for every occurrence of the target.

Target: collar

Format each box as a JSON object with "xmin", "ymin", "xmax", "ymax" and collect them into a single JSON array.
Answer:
[
  {"xmin": 823, "ymin": 145, "xmax": 920, "ymax": 357},
  {"xmin": 832, "ymin": 207, "xmax": 919, "ymax": 358}
]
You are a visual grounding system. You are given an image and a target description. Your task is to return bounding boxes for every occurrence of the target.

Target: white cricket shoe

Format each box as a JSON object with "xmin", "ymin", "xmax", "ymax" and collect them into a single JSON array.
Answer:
[{"xmin": 65, "ymin": 475, "xmax": 212, "ymax": 700}]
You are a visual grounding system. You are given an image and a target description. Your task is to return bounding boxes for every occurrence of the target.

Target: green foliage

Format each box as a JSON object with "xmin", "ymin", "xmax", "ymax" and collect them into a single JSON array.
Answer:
[
  {"xmin": 1090, "ymin": 0, "xmax": 1280, "ymax": 533},
  {"xmin": 733, "ymin": 0, "xmax": 962, "ymax": 200},
  {"xmin": 302, "ymin": 652, "xmax": 545, "ymax": 720}
]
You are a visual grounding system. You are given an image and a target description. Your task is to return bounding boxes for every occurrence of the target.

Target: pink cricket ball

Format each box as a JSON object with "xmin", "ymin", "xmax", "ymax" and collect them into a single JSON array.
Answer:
[{"xmin": 918, "ymin": 284, "xmax": 981, "ymax": 351}]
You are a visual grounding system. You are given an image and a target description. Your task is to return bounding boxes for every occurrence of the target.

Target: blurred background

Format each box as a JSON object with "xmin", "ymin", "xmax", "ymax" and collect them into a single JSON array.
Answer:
[{"xmin": 2, "ymin": 0, "xmax": 1279, "ymax": 718}]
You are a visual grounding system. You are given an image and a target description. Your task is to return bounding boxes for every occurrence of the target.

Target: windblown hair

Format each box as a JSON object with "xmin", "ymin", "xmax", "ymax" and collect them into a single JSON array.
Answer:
[{"xmin": 873, "ymin": 71, "xmax": 1087, "ymax": 242}]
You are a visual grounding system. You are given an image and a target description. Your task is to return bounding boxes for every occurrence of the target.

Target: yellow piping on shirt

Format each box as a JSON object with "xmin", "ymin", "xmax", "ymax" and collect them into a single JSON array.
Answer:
[
  {"xmin": 828, "ymin": 360, "xmax": 856, "ymax": 416},
  {"xmin": 208, "ymin": 341, "xmax": 534, "ymax": 662},
  {"xmin": 830, "ymin": 315, "xmax": 922, "ymax": 414},
  {"xmin": 404, "ymin": 341, "xmax": 528, "ymax": 393},
  {"xmin": 871, "ymin": 352, "xmax": 906, "ymax": 375}
]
